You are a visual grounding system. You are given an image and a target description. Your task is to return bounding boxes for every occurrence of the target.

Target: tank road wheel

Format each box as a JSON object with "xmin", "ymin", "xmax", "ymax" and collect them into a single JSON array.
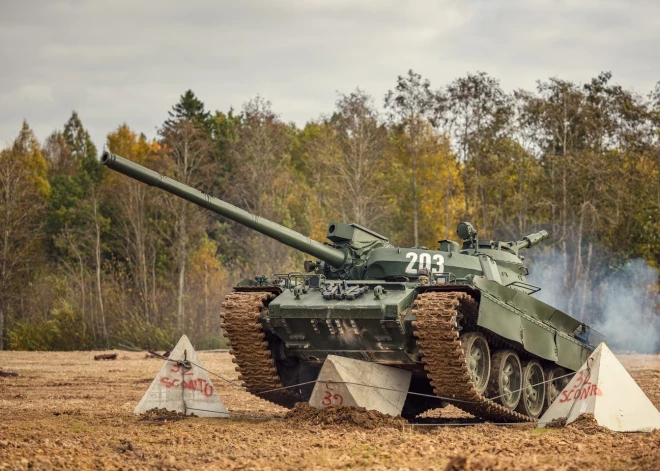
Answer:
[
  {"xmin": 460, "ymin": 332, "xmax": 490, "ymax": 395},
  {"xmin": 516, "ymin": 360, "xmax": 545, "ymax": 418},
  {"xmin": 544, "ymin": 366, "xmax": 571, "ymax": 410},
  {"xmin": 488, "ymin": 350, "xmax": 522, "ymax": 410}
]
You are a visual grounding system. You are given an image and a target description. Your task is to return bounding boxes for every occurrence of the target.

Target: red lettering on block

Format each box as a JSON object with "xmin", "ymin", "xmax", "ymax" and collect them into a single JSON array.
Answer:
[
  {"xmin": 321, "ymin": 391, "xmax": 332, "ymax": 406},
  {"xmin": 159, "ymin": 375, "xmax": 215, "ymax": 397},
  {"xmin": 182, "ymin": 379, "xmax": 195, "ymax": 391},
  {"xmin": 169, "ymin": 364, "xmax": 192, "ymax": 376},
  {"xmin": 557, "ymin": 381, "xmax": 603, "ymax": 404},
  {"xmin": 160, "ymin": 377, "xmax": 180, "ymax": 388},
  {"xmin": 320, "ymin": 390, "xmax": 344, "ymax": 407}
]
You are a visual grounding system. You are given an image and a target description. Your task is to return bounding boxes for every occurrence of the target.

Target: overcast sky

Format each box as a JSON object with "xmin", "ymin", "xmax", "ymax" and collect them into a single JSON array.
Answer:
[{"xmin": 1, "ymin": 0, "xmax": 659, "ymax": 150}]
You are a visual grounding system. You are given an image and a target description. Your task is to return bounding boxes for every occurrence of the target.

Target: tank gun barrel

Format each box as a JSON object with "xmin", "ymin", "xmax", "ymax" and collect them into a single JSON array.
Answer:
[
  {"xmin": 101, "ymin": 151, "xmax": 347, "ymax": 268},
  {"xmin": 512, "ymin": 230, "xmax": 549, "ymax": 251}
]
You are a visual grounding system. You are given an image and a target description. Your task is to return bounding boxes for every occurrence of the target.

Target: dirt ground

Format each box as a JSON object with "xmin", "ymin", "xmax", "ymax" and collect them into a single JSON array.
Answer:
[{"xmin": 1, "ymin": 350, "xmax": 659, "ymax": 470}]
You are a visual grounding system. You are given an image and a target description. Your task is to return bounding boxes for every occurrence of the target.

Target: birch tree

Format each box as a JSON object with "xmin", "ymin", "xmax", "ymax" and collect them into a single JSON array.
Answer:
[
  {"xmin": 385, "ymin": 70, "xmax": 435, "ymax": 246},
  {"xmin": 160, "ymin": 119, "xmax": 214, "ymax": 333},
  {"xmin": 0, "ymin": 122, "xmax": 49, "ymax": 349}
]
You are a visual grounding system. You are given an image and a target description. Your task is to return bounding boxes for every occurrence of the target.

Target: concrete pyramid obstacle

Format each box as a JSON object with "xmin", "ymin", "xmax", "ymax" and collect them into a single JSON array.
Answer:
[
  {"xmin": 134, "ymin": 334, "xmax": 229, "ymax": 418},
  {"xmin": 538, "ymin": 343, "xmax": 660, "ymax": 432},
  {"xmin": 309, "ymin": 355, "xmax": 412, "ymax": 417}
]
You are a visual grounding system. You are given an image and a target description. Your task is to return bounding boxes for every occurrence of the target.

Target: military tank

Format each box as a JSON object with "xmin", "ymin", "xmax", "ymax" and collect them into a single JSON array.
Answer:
[{"xmin": 102, "ymin": 150, "xmax": 603, "ymax": 422}]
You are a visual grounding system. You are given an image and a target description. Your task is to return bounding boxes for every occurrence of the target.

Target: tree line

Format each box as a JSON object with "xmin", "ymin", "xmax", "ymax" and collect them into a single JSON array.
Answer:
[{"xmin": 1, "ymin": 70, "xmax": 659, "ymax": 351}]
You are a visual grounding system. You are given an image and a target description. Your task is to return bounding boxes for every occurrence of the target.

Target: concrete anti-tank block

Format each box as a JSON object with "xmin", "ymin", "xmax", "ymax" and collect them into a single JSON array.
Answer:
[
  {"xmin": 538, "ymin": 342, "xmax": 660, "ymax": 432},
  {"xmin": 134, "ymin": 334, "xmax": 229, "ymax": 418},
  {"xmin": 309, "ymin": 355, "xmax": 412, "ymax": 417}
]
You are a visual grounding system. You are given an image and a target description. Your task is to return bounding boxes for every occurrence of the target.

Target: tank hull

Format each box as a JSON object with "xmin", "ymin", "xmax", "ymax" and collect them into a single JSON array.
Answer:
[
  {"xmin": 223, "ymin": 279, "xmax": 600, "ymax": 421},
  {"xmin": 255, "ymin": 279, "xmax": 597, "ymax": 368}
]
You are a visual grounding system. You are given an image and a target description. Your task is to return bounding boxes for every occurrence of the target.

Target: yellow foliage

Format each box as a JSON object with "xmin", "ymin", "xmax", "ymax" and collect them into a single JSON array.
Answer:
[
  {"xmin": 388, "ymin": 121, "xmax": 465, "ymax": 248},
  {"xmin": 305, "ymin": 193, "xmax": 332, "ymax": 243},
  {"xmin": 103, "ymin": 125, "xmax": 160, "ymax": 188},
  {"xmin": 189, "ymin": 236, "xmax": 227, "ymax": 286},
  {"xmin": 187, "ymin": 236, "xmax": 232, "ymax": 336},
  {"xmin": 10, "ymin": 120, "xmax": 50, "ymax": 198},
  {"xmin": 106, "ymin": 125, "xmax": 159, "ymax": 164},
  {"xmin": 417, "ymin": 136, "xmax": 465, "ymax": 245}
]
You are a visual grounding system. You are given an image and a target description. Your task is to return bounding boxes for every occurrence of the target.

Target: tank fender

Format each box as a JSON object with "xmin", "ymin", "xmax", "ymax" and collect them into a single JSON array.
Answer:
[
  {"xmin": 472, "ymin": 278, "xmax": 593, "ymax": 370},
  {"xmin": 473, "ymin": 278, "xmax": 558, "ymax": 362}
]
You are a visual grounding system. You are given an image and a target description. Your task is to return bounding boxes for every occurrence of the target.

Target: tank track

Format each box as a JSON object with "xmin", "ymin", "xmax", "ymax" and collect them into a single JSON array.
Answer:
[
  {"xmin": 223, "ymin": 290, "xmax": 534, "ymax": 421},
  {"xmin": 221, "ymin": 291, "xmax": 296, "ymax": 407},
  {"xmin": 412, "ymin": 291, "xmax": 534, "ymax": 423}
]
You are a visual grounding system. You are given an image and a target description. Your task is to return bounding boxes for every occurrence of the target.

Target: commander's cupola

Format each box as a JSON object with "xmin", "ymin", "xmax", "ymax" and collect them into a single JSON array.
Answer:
[{"xmin": 455, "ymin": 222, "xmax": 540, "ymax": 293}]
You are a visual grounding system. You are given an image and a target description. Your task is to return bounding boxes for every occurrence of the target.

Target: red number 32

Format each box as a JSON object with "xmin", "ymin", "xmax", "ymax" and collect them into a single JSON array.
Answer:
[{"xmin": 321, "ymin": 391, "xmax": 343, "ymax": 406}]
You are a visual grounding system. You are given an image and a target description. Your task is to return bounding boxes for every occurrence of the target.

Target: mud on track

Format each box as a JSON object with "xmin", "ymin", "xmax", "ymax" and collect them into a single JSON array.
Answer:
[{"xmin": 1, "ymin": 351, "xmax": 659, "ymax": 470}]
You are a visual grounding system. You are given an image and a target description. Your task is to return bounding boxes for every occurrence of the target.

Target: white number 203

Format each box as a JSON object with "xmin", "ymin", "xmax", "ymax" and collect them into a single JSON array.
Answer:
[{"xmin": 405, "ymin": 252, "xmax": 445, "ymax": 275}]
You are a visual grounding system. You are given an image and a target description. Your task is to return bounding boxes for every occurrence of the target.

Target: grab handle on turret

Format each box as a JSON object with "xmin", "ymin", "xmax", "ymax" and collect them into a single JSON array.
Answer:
[{"xmin": 101, "ymin": 151, "xmax": 347, "ymax": 268}]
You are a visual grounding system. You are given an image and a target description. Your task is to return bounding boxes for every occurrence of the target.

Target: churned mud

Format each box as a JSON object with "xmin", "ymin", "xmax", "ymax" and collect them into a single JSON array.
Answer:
[
  {"xmin": 285, "ymin": 403, "xmax": 406, "ymax": 429},
  {"xmin": 1, "ymin": 350, "xmax": 659, "ymax": 470},
  {"xmin": 565, "ymin": 413, "xmax": 610, "ymax": 435}
]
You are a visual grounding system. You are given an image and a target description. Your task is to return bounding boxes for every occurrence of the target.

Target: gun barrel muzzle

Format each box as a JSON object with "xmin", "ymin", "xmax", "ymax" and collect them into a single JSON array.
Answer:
[{"xmin": 521, "ymin": 230, "xmax": 549, "ymax": 249}]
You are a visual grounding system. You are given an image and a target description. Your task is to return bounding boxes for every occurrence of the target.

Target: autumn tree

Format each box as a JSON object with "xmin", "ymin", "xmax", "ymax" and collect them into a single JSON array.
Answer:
[
  {"xmin": 224, "ymin": 97, "xmax": 299, "ymax": 276},
  {"xmin": 440, "ymin": 72, "xmax": 514, "ymax": 235},
  {"xmin": 516, "ymin": 73, "xmax": 658, "ymax": 320},
  {"xmin": 160, "ymin": 116, "xmax": 215, "ymax": 333},
  {"xmin": 302, "ymin": 89, "xmax": 389, "ymax": 231},
  {"xmin": 0, "ymin": 122, "xmax": 50, "ymax": 349},
  {"xmin": 42, "ymin": 112, "xmax": 110, "ymax": 345},
  {"xmin": 385, "ymin": 70, "xmax": 436, "ymax": 246},
  {"xmin": 43, "ymin": 131, "xmax": 76, "ymax": 176},
  {"xmin": 187, "ymin": 235, "xmax": 229, "ymax": 345},
  {"xmin": 105, "ymin": 125, "xmax": 161, "ymax": 325}
]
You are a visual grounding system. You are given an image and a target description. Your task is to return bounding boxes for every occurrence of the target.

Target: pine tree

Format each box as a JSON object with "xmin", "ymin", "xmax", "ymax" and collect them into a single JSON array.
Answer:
[
  {"xmin": 63, "ymin": 111, "xmax": 102, "ymax": 184},
  {"xmin": 164, "ymin": 90, "xmax": 212, "ymax": 132}
]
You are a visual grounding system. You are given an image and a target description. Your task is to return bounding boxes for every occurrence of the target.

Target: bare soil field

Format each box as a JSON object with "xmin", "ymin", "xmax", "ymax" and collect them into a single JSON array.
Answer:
[{"xmin": 1, "ymin": 350, "xmax": 659, "ymax": 470}]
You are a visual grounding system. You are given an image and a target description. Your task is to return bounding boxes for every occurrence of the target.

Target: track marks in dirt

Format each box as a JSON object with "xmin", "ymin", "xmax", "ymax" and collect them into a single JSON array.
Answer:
[{"xmin": 1, "ymin": 350, "xmax": 659, "ymax": 470}]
